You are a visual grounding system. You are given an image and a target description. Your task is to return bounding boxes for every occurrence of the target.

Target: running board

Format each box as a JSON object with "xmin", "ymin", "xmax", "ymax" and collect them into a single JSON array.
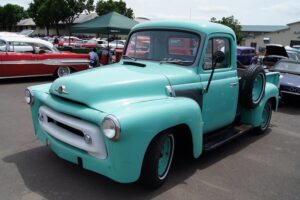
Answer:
[{"xmin": 203, "ymin": 124, "xmax": 253, "ymax": 151}]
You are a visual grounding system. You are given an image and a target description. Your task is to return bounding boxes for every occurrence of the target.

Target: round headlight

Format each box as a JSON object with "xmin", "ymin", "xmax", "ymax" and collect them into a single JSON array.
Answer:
[
  {"xmin": 279, "ymin": 74, "xmax": 283, "ymax": 79},
  {"xmin": 24, "ymin": 89, "xmax": 34, "ymax": 105},
  {"xmin": 102, "ymin": 115, "xmax": 120, "ymax": 141}
]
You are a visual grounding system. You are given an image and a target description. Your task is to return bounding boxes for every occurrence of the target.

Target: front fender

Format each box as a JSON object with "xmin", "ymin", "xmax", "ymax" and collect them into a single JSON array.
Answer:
[
  {"xmin": 106, "ymin": 97, "xmax": 204, "ymax": 182},
  {"xmin": 241, "ymin": 82, "xmax": 279, "ymax": 126}
]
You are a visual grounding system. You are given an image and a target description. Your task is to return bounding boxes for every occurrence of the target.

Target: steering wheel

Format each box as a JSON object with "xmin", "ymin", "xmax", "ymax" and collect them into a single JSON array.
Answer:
[{"xmin": 203, "ymin": 57, "xmax": 212, "ymax": 70}]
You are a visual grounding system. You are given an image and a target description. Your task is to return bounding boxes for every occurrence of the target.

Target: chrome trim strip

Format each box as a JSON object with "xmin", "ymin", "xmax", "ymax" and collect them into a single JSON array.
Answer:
[
  {"xmin": 281, "ymin": 91, "xmax": 300, "ymax": 96},
  {"xmin": 1, "ymin": 58, "xmax": 89, "ymax": 65},
  {"xmin": 165, "ymin": 85, "xmax": 176, "ymax": 97},
  {"xmin": 0, "ymin": 74, "xmax": 52, "ymax": 79}
]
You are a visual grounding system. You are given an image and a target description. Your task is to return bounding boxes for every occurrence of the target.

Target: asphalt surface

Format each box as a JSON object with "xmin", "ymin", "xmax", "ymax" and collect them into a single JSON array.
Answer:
[{"xmin": 0, "ymin": 78, "xmax": 299, "ymax": 200}]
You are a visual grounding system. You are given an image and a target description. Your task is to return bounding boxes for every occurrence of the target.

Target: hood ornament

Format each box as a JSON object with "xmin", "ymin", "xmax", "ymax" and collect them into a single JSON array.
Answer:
[{"xmin": 55, "ymin": 85, "xmax": 68, "ymax": 94}]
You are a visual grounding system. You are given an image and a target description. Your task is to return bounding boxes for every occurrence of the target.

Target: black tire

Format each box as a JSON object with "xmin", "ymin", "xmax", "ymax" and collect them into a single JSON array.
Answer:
[
  {"xmin": 140, "ymin": 131, "xmax": 175, "ymax": 189},
  {"xmin": 254, "ymin": 100, "xmax": 272, "ymax": 134},
  {"xmin": 240, "ymin": 65, "xmax": 266, "ymax": 109}
]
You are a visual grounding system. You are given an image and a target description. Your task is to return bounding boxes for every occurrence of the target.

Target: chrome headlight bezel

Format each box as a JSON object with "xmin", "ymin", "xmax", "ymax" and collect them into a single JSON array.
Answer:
[
  {"xmin": 102, "ymin": 115, "xmax": 121, "ymax": 141},
  {"xmin": 24, "ymin": 88, "xmax": 34, "ymax": 105}
]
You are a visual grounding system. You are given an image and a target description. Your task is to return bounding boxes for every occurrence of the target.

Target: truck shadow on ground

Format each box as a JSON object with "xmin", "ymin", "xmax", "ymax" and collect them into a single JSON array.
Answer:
[
  {"xmin": 0, "ymin": 77, "xmax": 53, "ymax": 85},
  {"xmin": 3, "ymin": 130, "xmax": 269, "ymax": 200}
]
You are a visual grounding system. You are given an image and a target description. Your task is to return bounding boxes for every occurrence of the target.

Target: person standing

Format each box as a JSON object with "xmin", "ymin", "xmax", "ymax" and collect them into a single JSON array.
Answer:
[{"xmin": 89, "ymin": 48, "xmax": 99, "ymax": 68}]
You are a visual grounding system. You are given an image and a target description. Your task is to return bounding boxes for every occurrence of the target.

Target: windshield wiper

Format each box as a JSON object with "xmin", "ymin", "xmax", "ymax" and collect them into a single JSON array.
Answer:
[
  {"xmin": 159, "ymin": 60, "xmax": 193, "ymax": 65},
  {"xmin": 122, "ymin": 55, "xmax": 136, "ymax": 61}
]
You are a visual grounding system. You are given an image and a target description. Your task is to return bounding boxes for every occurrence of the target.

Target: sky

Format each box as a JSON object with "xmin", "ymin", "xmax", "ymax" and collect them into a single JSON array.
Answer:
[{"xmin": 1, "ymin": 0, "xmax": 300, "ymax": 25}]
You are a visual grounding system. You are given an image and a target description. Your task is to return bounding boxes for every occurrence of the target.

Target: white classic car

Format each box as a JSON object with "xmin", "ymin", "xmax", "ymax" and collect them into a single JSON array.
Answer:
[{"xmin": 0, "ymin": 35, "xmax": 90, "ymax": 79}]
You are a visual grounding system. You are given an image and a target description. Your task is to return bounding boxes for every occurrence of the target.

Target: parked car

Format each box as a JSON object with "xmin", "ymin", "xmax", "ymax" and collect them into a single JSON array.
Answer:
[
  {"xmin": 25, "ymin": 21, "xmax": 279, "ymax": 189},
  {"xmin": 237, "ymin": 46, "xmax": 257, "ymax": 65},
  {"xmin": 59, "ymin": 36, "xmax": 81, "ymax": 47},
  {"xmin": 263, "ymin": 44, "xmax": 288, "ymax": 68},
  {"xmin": 263, "ymin": 44, "xmax": 300, "ymax": 68},
  {"xmin": 0, "ymin": 36, "xmax": 90, "ymax": 79},
  {"xmin": 285, "ymin": 46, "xmax": 300, "ymax": 60},
  {"xmin": 269, "ymin": 59, "xmax": 300, "ymax": 100},
  {"xmin": 109, "ymin": 40, "xmax": 125, "ymax": 53},
  {"xmin": 73, "ymin": 39, "xmax": 93, "ymax": 48}
]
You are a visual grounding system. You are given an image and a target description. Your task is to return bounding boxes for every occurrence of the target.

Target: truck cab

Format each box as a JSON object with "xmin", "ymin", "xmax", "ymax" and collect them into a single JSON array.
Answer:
[{"xmin": 26, "ymin": 21, "xmax": 279, "ymax": 189}]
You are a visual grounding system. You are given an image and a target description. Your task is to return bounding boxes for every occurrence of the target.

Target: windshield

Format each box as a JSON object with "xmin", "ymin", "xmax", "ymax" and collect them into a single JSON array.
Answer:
[
  {"xmin": 124, "ymin": 30, "xmax": 200, "ymax": 66},
  {"xmin": 19, "ymin": 30, "xmax": 34, "ymax": 36},
  {"xmin": 287, "ymin": 51, "xmax": 299, "ymax": 60},
  {"xmin": 272, "ymin": 61, "xmax": 300, "ymax": 74}
]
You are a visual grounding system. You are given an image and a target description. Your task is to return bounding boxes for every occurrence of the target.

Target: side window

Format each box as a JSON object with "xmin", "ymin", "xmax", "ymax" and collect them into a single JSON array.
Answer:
[
  {"xmin": 203, "ymin": 38, "xmax": 231, "ymax": 70},
  {"xmin": 0, "ymin": 40, "xmax": 6, "ymax": 52},
  {"xmin": 36, "ymin": 43, "xmax": 52, "ymax": 54},
  {"xmin": 9, "ymin": 42, "xmax": 34, "ymax": 53}
]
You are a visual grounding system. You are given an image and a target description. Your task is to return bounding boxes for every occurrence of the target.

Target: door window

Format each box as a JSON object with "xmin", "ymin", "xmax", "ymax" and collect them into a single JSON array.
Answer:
[{"xmin": 203, "ymin": 38, "xmax": 231, "ymax": 70}]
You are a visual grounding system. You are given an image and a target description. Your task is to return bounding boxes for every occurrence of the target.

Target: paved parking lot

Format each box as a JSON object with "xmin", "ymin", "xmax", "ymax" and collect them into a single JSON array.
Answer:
[{"xmin": 0, "ymin": 78, "xmax": 299, "ymax": 200}]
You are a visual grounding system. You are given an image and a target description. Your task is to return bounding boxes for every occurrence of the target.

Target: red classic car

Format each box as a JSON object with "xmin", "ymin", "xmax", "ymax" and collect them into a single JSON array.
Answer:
[
  {"xmin": 0, "ymin": 36, "xmax": 90, "ymax": 79},
  {"xmin": 58, "ymin": 36, "xmax": 81, "ymax": 47}
]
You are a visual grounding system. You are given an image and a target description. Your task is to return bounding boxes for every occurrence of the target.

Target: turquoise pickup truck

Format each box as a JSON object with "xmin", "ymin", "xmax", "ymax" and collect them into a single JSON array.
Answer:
[{"xmin": 25, "ymin": 21, "xmax": 279, "ymax": 189}]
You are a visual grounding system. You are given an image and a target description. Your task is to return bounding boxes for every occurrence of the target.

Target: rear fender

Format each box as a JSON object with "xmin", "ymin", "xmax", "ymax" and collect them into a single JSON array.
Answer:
[{"xmin": 241, "ymin": 82, "xmax": 279, "ymax": 126}]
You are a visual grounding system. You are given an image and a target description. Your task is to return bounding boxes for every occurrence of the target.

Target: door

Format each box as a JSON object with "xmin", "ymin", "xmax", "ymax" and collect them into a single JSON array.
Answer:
[
  {"xmin": 1, "ymin": 41, "xmax": 37, "ymax": 77},
  {"xmin": 0, "ymin": 39, "xmax": 5, "ymax": 77},
  {"xmin": 200, "ymin": 34, "xmax": 239, "ymax": 134}
]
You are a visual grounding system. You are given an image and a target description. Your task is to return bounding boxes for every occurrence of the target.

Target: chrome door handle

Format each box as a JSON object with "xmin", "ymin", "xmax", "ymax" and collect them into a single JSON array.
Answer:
[{"xmin": 230, "ymin": 82, "xmax": 238, "ymax": 87}]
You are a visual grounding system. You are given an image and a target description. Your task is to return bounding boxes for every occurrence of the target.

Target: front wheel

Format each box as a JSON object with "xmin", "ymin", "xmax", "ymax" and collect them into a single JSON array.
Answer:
[
  {"xmin": 255, "ymin": 100, "xmax": 272, "ymax": 134},
  {"xmin": 140, "ymin": 131, "xmax": 175, "ymax": 189}
]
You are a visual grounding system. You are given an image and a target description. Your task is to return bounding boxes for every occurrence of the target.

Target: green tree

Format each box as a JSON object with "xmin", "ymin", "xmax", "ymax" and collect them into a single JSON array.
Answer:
[
  {"xmin": 28, "ymin": 0, "xmax": 94, "ymax": 35},
  {"xmin": 96, "ymin": 0, "xmax": 134, "ymax": 19},
  {"xmin": 63, "ymin": 0, "xmax": 95, "ymax": 34},
  {"xmin": 48, "ymin": 0, "xmax": 69, "ymax": 35},
  {"xmin": 0, "ymin": 6, "xmax": 4, "ymax": 30},
  {"xmin": 28, "ymin": 0, "xmax": 53, "ymax": 35},
  {"xmin": 2, "ymin": 4, "xmax": 27, "ymax": 31},
  {"xmin": 210, "ymin": 16, "xmax": 242, "ymax": 44}
]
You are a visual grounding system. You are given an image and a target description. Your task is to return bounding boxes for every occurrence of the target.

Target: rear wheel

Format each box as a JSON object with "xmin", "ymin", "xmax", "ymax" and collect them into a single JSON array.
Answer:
[
  {"xmin": 140, "ymin": 131, "xmax": 175, "ymax": 189},
  {"xmin": 56, "ymin": 66, "xmax": 71, "ymax": 78},
  {"xmin": 255, "ymin": 100, "xmax": 272, "ymax": 134}
]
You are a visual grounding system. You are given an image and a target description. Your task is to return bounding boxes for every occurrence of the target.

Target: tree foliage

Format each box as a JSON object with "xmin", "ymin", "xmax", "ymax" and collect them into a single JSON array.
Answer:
[
  {"xmin": 28, "ymin": 0, "xmax": 52, "ymax": 35},
  {"xmin": 63, "ymin": 0, "xmax": 95, "ymax": 31},
  {"xmin": 0, "ymin": 4, "xmax": 27, "ymax": 31},
  {"xmin": 96, "ymin": 0, "xmax": 134, "ymax": 19},
  {"xmin": 210, "ymin": 16, "xmax": 242, "ymax": 44},
  {"xmin": 28, "ymin": 0, "xmax": 94, "ymax": 35}
]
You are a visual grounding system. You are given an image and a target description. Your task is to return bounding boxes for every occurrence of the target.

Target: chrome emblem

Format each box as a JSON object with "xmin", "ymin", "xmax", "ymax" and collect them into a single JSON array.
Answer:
[
  {"xmin": 55, "ymin": 85, "xmax": 68, "ymax": 94},
  {"xmin": 84, "ymin": 134, "xmax": 92, "ymax": 144}
]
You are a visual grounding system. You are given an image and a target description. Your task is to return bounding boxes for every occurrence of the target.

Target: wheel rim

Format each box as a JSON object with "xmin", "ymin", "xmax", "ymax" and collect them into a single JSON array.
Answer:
[
  {"xmin": 261, "ymin": 102, "xmax": 271, "ymax": 130},
  {"xmin": 252, "ymin": 73, "xmax": 265, "ymax": 103},
  {"xmin": 57, "ymin": 66, "xmax": 70, "ymax": 77},
  {"xmin": 158, "ymin": 135, "xmax": 174, "ymax": 180}
]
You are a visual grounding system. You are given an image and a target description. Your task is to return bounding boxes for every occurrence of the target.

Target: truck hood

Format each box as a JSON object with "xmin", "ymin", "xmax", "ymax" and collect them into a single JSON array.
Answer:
[
  {"xmin": 49, "ymin": 62, "xmax": 198, "ymax": 112},
  {"xmin": 49, "ymin": 63, "xmax": 174, "ymax": 112}
]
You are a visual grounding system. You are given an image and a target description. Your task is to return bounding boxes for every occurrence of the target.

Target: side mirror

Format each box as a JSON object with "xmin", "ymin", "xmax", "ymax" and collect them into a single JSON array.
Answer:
[
  {"xmin": 204, "ymin": 50, "xmax": 225, "ymax": 93},
  {"xmin": 212, "ymin": 50, "xmax": 225, "ymax": 64}
]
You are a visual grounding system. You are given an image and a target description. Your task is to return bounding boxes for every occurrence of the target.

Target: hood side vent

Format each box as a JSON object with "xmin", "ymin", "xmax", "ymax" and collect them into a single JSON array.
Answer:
[{"xmin": 123, "ymin": 61, "xmax": 146, "ymax": 67}]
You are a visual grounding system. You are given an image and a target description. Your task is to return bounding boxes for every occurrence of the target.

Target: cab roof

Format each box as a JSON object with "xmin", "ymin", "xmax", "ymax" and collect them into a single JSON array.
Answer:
[{"xmin": 131, "ymin": 20, "xmax": 235, "ymax": 36}]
